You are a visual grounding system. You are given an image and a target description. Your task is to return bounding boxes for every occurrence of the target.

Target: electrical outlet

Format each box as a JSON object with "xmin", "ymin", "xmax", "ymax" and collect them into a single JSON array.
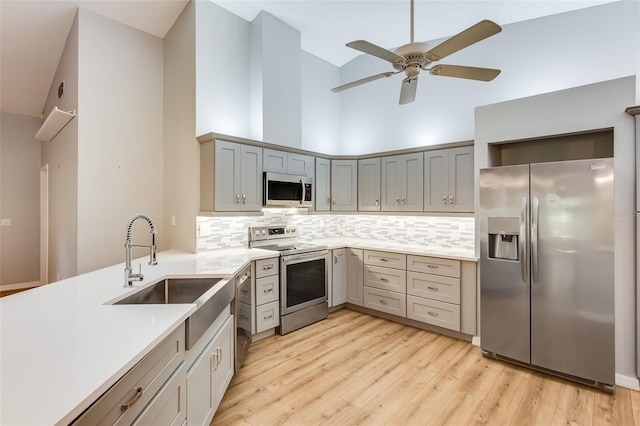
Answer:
[
  {"xmin": 398, "ymin": 219, "xmax": 405, "ymax": 230},
  {"xmin": 0, "ymin": 219, "xmax": 11, "ymax": 227},
  {"xmin": 171, "ymin": 215, "xmax": 176, "ymax": 226}
]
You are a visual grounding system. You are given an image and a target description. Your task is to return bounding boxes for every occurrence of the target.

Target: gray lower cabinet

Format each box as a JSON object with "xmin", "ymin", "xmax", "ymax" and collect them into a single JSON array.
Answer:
[
  {"xmin": 186, "ymin": 314, "xmax": 234, "ymax": 426},
  {"xmin": 315, "ymin": 157, "xmax": 331, "ymax": 211},
  {"xmin": 331, "ymin": 160, "xmax": 358, "ymax": 211},
  {"xmin": 346, "ymin": 248, "xmax": 364, "ymax": 306},
  {"xmin": 331, "ymin": 248, "xmax": 347, "ymax": 306},
  {"xmin": 72, "ymin": 324, "xmax": 186, "ymax": 426},
  {"xmin": 424, "ymin": 146, "xmax": 474, "ymax": 212},
  {"xmin": 358, "ymin": 158, "xmax": 381, "ymax": 211}
]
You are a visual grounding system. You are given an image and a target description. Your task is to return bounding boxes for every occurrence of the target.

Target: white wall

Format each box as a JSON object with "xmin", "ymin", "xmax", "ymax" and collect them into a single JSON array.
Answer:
[
  {"xmin": 474, "ymin": 76, "xmax": 637, "ymax": 387},
  {"xmin": 164, "ymin": 2, "xmax": 197, "ymax": 253},
  {"xmin": 195, "ymin": 0, "xmax": 251, "ymax": 137},
  {"xmin": 0, "ymin": 112, "xmax": 41, "ymax": 286},
  {"xmin": 301, "ymin": 51, "xmax": 341, "ymax": 153},
  {"xmin": 76, "ymin": 9, "xmax": 164, "ymax": 275},
  {"xmin": 41, "ymin": 14, "xmax": 79, "ymax": 283},
  {"xmin": 338, "ymin": 1, "xmax": 640, "ymax": 155}
]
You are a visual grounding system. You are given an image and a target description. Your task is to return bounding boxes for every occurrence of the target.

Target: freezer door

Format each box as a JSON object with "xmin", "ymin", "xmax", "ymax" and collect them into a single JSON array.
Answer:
[
  {"xmin": 480, "ymin": 164, "xmax": 530, "ymax": 363},
  {"xmin": 530, "ymin": 159, "xmax": 614, "ymax": 385}
]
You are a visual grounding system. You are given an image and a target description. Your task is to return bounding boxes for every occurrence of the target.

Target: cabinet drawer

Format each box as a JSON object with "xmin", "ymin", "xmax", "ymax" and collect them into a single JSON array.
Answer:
[
  {"xmin": 133, "ymin": 362, "xmax": 186, "ymax": 426},
  {"xmin": 364, "ymin": 250, "xmax": 407, "ymax": 269},
  {"xmin": 407, "ymin": 255, "xmax": 460, "ymax": 278},
  {"xmin": 256, "ymin": 257, "xmax": 279, "ymax": 279},
  {"xmin": 364, "ymin": 287, "xmax": 406, "ymax": 317},
  {"xmin": 256, "ymin": 301, "xmax": 280, "ymax": 333},
  {"xmin": 73, "ymin": 324, "xmax": 185, "ymax": 426},
  {"xmin": 256, "ymin": 275, "xmax": 279, "ymax": 305},
  {"xmin": 365, "ymin": 265, "xmax": 406, "ymax": 293},
  {"xmin": 407, "ymin": 295, "xmax": 460, "ymax": 331},
  {"xmin": 407, "ymin": 272, "xmax": 460, "ymax": 305}
]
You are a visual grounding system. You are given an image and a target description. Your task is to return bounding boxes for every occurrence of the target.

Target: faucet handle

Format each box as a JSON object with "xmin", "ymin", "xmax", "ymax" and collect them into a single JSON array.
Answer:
[{"xmin": 137, "ymin": 263, "xmax": 144, "ymax": 280}]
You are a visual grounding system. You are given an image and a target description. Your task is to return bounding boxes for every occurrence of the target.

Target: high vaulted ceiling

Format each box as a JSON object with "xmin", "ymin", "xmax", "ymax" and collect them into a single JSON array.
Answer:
[{"xmin": 0, "ymin": 0, "xmax": 616, "ymax": 118}]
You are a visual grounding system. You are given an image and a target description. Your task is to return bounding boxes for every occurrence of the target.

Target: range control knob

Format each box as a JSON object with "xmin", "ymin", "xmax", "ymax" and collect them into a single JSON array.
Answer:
[{"xmin": 261, "ymin": 230, "xmax": 267, "ymax": 236}]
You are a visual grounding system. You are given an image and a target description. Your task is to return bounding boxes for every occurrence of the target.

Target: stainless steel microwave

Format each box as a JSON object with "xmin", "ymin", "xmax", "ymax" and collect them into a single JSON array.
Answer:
[{"xmin": 263, "ymin": 172, "xmax": 313, "ymax": 207}]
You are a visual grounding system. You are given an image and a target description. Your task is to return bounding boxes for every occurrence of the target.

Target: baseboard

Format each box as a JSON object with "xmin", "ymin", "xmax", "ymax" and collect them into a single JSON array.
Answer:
[
  {"xmin": 0, "ymin": 281, "xmax": 41, "ymax": 291},
  {"xmin": 615, "ymin": 373, "xmax": 640, "ymax": 391},
  {"xmin": 472, "ymin": 335, "xmax": 481, "ymax": 347}
]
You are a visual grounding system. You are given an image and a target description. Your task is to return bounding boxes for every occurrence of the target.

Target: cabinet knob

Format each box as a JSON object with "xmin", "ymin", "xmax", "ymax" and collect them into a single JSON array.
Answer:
[{"xmin": 375, "ymin": 198, "xmax": 379, "ymax": 206}]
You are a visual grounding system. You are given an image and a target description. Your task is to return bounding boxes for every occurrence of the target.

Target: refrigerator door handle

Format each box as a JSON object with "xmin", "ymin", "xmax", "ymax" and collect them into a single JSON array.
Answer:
[
  {"xmin": 520, "ymin": 197, "xmax": 527, "ymax": 283},
  {"xmin": 532, "ymin": 196, "xmax": 539, "ymax": 284}
]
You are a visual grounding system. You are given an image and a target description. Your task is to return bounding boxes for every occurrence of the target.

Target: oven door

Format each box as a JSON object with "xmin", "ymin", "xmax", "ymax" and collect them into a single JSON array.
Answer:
[{"xmin": 280, "ymin": 250, "xmax": 328, "ymax": 315}]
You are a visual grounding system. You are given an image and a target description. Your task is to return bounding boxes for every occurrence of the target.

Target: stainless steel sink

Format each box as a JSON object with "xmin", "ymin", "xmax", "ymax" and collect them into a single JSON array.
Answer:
[{"xmin": 114, "ymin": 277, "xmax": 235, "ymax": 349}]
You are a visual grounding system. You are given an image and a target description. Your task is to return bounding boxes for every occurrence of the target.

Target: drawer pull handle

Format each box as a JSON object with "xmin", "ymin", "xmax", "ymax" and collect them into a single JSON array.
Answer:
[
  {"xmin": 241, "ymin": 314, "xmax": 249, "ymax": 320},
  {"xmin": 263, "ymin": 265, "xmax": 273, "ymax": 270},
  {"xmin": 240, "ymin": 289, "xmax": 248, "ymax": 294},
  {"xmin": 428, "ymin": 264, "xmax": 439, "ymax": 269},
  {"xmin": 121, "ymin": 387, "xmax": 143, "ymax": 412},
  {"xmin": 427, "ymin": 286, "xmax": 438, "ymax": 291},
  {"xmin": 265, "ymin": 314, "xmax": 273, "ymax": 320},
  {"xmin": 380, "ymin": 278, "xmax": 389, "ymax": 282},
  {"xmin": 380, "ymin": 258, "xmax": 389, "ymax": 262},
  {"xmin": 264, "ymin": 288, "xmax": 272, "ymax": 293},
  {"xmin": 427, "ymin": 311, "xmax": 438, "ymax": 317},
  {"xmin": 379, "ymin": 299, "xmax": 388, "ymax": 305}
]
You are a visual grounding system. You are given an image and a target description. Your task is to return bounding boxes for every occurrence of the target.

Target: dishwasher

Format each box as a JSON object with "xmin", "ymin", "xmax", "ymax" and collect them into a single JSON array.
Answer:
[{"xmin": 233, "ymin": 263, "xmax": 252, "ymax": 372}]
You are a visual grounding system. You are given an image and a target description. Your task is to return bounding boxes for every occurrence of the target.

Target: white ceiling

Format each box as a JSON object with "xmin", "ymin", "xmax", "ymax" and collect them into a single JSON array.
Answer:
[{"xmin": 0, "ymin": 0, "xmax": 616, "ymax": 118}]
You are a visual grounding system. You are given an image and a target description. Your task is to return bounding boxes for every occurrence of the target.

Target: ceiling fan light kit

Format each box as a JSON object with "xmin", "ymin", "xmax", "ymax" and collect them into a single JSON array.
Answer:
[{"xmin": 331, "ymin": 0, "xmax": 502, "ymax": 105}]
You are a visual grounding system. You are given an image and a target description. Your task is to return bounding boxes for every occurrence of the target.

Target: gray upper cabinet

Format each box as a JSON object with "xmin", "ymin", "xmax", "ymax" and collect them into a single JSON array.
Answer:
[
  {"xmin": 263, "ymin": 148, "xmax": 314, "ymax": 177},
  {"xmin": 210, "ymin": 140, "xmax": 262, "ymax": 212},
  {"xmin": 331, "ymin": 159, "xmax": 358, "ymax": 211},
  {"xmin": 424, "ymin": 146, "xmax": 474, "ymax": 212},
  {"xmin": 358, "ymin": 158, "xmax": 381, "ymax": 211},
  {"xmin": 315, "ymin": 157, "xmax": 331, "ymax": 211},
  {"xmin": 381, "ymin": 153, "xmax": 424, "ymax": 211}
]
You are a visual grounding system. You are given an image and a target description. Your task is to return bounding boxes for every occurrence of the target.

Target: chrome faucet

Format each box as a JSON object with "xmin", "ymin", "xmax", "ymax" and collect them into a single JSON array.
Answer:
[{"xmin": 124, "ymin": 214, "xmax": 158, "ymax": 287}]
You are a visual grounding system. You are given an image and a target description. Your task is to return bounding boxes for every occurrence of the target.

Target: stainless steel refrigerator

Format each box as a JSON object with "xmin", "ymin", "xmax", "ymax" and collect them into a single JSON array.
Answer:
[{"xmin": 479, "ymin": 158, "xmax": 614, "ymax": 389}]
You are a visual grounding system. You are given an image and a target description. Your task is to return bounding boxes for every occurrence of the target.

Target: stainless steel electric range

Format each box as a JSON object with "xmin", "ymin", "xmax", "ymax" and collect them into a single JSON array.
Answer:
[{"xmin": 249, "ymin": 225, "xmax": 329, "ymax": 335}]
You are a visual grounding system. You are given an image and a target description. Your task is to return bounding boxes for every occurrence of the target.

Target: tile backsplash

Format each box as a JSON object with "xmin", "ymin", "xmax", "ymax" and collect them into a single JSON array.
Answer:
[{"xmin": 197, "ymin": 209, "xmax": 475, "ymax": 253}]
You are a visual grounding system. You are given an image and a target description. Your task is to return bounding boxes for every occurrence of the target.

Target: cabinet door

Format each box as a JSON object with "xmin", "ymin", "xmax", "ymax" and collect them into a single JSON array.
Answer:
[
  {"xmin": 380, "ymin": 155, "xmax": 403, "ymax": 211},
  {"xmin": 315, "ymin": 158, "xmax": 331, "ymax": 211},
  {"xmin": 212, "ymin": 316, "xmax": 234, "ymax": 413},
  {"xmin": 332, "ymin": 248, "xmax": 347, "ymax": 306},
  {"xmin": 402, "ymin": 153, "xmax": 424, "ymax": 211},
  {"xmin": 448, "ymin": 146, "xmax": 474, "ymax": 212},
  {"xmin": 347, "ymin": 249, "xmax": 364, "ymax": 306},
  {"xmin": 240, "ymin": 145, "xmax": 263, "ymax": 211},
  {"xmin": 186, "ymin": 343, "xmax": 215, "ymax": 425},
  {"xmin": 424, "ymin": 149, "xmax": 449, "ymax": 212},
  {"xmin": 214, "ymin": 141, "xmax": 241, "ymax": 211},
  {"xmin": 358, "ymin": 158, "xmax": 381, "ymax": 211},
  {"xmin": 133, "ymin": 364, "xmax": 186, "ymax": 426},
  {"xmin": 263, "ymin": 148, "xmax": 288, "ymax": 173},
  {"xmin": 288, "ymin": 153, "xmax": 314, "ymax": 177},
  {"xmin": 331, "ymin": 160, "xmax": 358, "ymax": 211}
]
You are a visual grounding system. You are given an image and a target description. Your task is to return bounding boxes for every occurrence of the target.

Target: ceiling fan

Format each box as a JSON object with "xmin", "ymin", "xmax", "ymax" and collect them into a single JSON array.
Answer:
[{"xmin": 331, "ymin": 0, "xmax": 502, "ymax": 105}]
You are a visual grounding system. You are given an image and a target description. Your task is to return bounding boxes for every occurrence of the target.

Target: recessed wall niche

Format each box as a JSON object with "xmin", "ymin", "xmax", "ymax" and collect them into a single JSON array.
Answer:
[{"xmin": 487, "ymin": 128, "xmax": 614, "ymax": 167}]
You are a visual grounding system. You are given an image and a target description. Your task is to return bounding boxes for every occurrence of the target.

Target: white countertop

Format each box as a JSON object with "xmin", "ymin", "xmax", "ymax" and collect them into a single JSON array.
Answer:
[
  {"xmin": 0, "ymin": 248, "xmax": 276, "ymax": 426},
  {"xmin": 0, "ymin": 240, "xmax": 472, "ymax": 425}
]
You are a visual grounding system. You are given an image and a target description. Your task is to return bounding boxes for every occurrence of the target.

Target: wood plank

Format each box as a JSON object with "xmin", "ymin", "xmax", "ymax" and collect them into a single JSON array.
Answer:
[{"xmin": 211, "ymin": 308, "xmax": 640, "ymax": 425}]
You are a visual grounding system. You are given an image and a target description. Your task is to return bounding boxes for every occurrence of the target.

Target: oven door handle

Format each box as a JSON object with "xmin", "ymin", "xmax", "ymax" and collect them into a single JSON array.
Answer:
[{"xmin": 281, "ymin": 250, "xmax": 329, "ymax": 263}]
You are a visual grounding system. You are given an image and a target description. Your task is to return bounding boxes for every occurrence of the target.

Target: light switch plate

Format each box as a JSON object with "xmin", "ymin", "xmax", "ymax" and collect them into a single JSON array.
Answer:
[{"xmin": 1, "ymin": 219, "xmax": 12, "ymax": 227}]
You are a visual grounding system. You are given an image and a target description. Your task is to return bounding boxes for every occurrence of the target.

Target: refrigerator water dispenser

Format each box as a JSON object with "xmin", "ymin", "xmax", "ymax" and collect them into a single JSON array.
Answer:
[{"xmin": 487, "ymin": 217, "xmax": 519, "ymax": 261}]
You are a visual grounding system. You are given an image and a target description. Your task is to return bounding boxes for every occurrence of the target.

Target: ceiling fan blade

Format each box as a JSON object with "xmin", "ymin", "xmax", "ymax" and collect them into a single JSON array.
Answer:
[
  {"xmin": 346, "ymin": 40, "xmax": 406, "ymax": 64},
  {"xmin": 425, "ymin": 20, "xmax": 502, "ymax": 62},
  {"xmin": 331, "ymin": 71, "xmax": 398, "ymax": 93},
  {"xmin": 399, "ymin": 77, "xmax": 418, "ymax": 105},
  {"xmin": 429, "ymin": 64, "xmax": 501, "ymax": 81}
]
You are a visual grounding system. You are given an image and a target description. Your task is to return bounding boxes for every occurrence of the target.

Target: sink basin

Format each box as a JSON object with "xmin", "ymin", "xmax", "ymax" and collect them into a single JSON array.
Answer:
[
  {"xmin": 115, "ymin": 278, "xmax": 221, "ymax": 305},
  {"xmin": 114, "ymin": 277, "xmax": 235, "ymax": 349}
]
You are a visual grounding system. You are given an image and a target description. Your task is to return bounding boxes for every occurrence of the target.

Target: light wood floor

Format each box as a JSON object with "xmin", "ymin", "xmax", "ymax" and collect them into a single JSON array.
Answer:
[{"xmin": 212, "ymin": 308, "xmax": 640, "ymax": 426}]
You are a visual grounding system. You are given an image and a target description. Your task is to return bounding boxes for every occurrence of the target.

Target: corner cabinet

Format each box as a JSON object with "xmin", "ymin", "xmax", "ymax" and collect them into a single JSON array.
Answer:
[
  {"xmin": 200, "ymin": 140, "xmax": 263, "ymax": 212},
  {"xmin": 315, "ymin": 158, "xmax": 331, "ymax": 211},
  {"xmin": 424, "ymin": 146, "xmax": 474, "ymax": 212},
  {"xmin": 331, "ymin": 160, "xmax": 358, "ymax": 211},
  {"xmin": 380, "ymin": 153, "xmax": 424, "ymax": 211},
  {"xmin": 358, "ymin": 158, "xmax": 381, "ymax": 211}
]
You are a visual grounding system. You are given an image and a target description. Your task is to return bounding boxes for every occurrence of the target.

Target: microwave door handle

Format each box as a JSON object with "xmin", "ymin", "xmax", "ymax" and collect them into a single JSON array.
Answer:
[{"xmin": 300, "ymin": 179, "xmax": 305, "ymax": 205}]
